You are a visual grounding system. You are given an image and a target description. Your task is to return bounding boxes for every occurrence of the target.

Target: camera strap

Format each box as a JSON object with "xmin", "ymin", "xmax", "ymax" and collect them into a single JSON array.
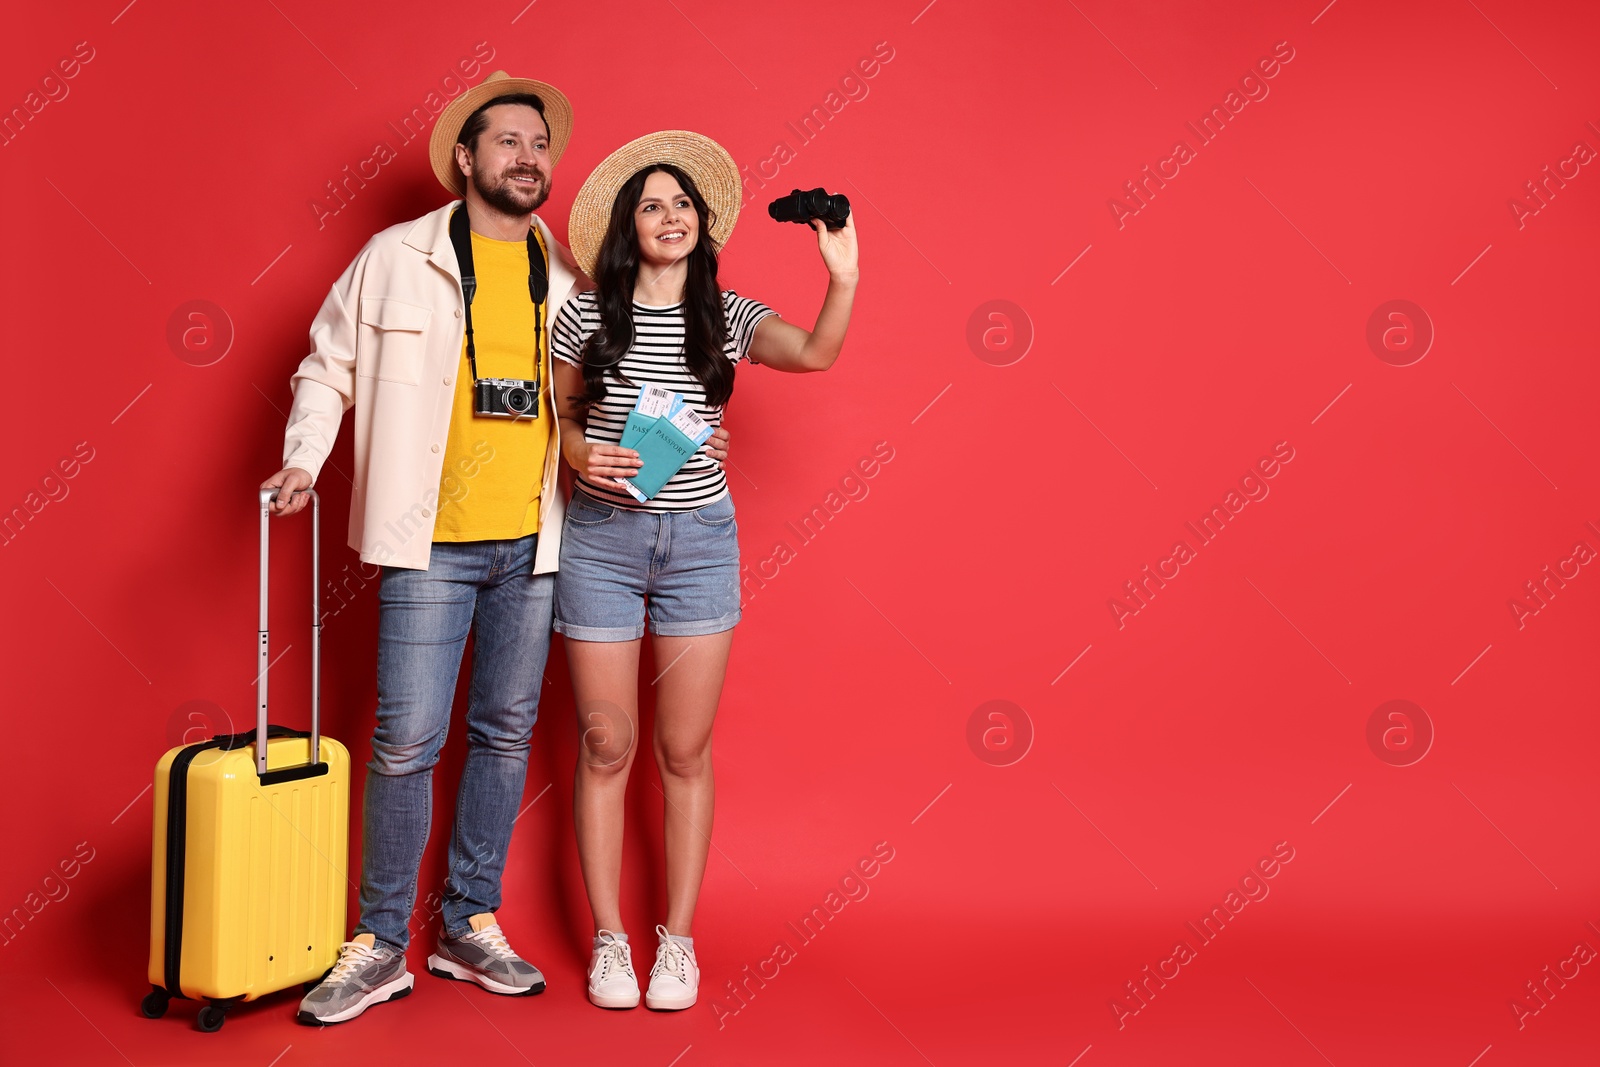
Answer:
[{"xmin": 448, "ymin": 203, "xmax": 549, "ymax": 383}]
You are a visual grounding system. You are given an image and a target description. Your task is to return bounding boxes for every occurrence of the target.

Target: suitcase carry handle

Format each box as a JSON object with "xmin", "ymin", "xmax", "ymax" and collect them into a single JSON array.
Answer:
[{"xmin": 257, "ymin": 487, "xmax": 322, "ymax": 780}]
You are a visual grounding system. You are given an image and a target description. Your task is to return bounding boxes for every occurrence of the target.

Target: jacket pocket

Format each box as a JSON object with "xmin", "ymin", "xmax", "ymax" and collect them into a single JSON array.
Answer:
[{"xmin": 357, "ymin": 298, "xmax": 433, "ymax": 385}]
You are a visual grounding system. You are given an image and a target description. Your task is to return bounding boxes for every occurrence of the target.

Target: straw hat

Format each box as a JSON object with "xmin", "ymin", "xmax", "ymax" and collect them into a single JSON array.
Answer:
[
  {"xmin": 429, "ymin": 70, "xmax": 574, "ymax": 196},
  {"xmin": 566, "ymin": 130, "xmax": 742, "ymax": 280}
]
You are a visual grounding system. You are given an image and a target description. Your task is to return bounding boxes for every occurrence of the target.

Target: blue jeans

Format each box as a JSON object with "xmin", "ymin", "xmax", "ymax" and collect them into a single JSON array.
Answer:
[{"xmin": 353, "ymin": 533, "xmax": 553, "ymax": 951}]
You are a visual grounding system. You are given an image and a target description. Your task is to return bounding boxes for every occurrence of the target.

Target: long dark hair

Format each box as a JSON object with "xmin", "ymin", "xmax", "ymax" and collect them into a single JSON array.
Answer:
[{"xmin": 578, "ymin": 164, "xmax": 733, "ymax": 408}]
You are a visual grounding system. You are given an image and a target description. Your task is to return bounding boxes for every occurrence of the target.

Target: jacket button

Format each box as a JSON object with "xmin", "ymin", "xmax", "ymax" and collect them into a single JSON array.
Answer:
[
  {"xmin": 431, "ymin": 444, "xmax": 441, "ymax": 453},
  {"xmin": 443, "ymin": 377, "xmax": 452, "ymax": 386},
  {"xmin": 454, "ymin": 309, "xmax": 462, "ymax": 318}
]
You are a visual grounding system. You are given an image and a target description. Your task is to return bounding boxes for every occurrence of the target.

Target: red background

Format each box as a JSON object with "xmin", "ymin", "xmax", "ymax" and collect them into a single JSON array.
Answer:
[{"xmin": 2, "ymin": 0, "xmax": 1598, "ymax": 1064}]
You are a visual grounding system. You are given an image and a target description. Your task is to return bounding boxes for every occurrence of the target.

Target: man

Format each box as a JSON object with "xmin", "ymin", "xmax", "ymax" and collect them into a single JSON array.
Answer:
[{"xmin": 261, "ymin": 71, "xmax": 730, "ymax": 1025}]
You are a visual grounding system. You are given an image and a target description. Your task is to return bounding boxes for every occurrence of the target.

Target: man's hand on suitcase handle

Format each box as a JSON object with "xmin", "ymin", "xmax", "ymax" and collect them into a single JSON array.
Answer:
[{"xmin": 261, "ymin": 468, "xmax": 313, "ymax": 517}]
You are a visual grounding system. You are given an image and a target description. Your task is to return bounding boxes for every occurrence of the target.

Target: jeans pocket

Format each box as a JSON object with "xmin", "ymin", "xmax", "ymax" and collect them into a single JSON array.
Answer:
[
  {"xmin": 568, "ymin": 491, "xmax": 618, "ymax": 526},
  {"xmin": 692, "ymin": 494, "xmax": 736, "ymax": 527}
]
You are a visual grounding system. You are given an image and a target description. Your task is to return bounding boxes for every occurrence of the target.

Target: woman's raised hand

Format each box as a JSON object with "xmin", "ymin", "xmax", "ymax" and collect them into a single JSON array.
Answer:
[{"xmin": 810, "ymin": 211, "xmax": 858, "ymax": 281}]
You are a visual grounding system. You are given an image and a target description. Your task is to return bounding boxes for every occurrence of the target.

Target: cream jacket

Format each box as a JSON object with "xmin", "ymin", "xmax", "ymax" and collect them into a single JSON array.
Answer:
[{"xmin": 281, "ymin": 200, "xmax": 587, "ymax": 572}]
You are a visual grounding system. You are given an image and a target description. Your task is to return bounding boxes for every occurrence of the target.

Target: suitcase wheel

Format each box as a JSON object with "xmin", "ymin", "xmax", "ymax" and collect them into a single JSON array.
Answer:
[
  {"xmin": 139, "ymin": 989, "xmax": 169, "ymax": 1019},
  {"xmin": 197, "ymin": 1003, "xmax": 228, "ymax": 1033}
]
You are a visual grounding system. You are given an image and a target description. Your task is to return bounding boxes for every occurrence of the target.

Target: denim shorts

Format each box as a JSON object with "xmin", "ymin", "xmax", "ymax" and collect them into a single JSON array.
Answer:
[{"xmin": 553, "ymin": 484, "xmax": 741, "ymax": 641}]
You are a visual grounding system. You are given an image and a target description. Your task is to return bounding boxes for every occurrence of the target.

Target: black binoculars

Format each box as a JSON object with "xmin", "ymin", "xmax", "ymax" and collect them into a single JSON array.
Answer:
[{"xmin": 768, "ymin": 188, "xmax": 851, "ymax": 230}]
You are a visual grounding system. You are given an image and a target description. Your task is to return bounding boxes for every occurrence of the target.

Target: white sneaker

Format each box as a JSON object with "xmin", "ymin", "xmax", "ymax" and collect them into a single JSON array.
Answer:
[
  {"xmin": 645, "ymin": 924, "xmax": 699, "ymax": 1010},
  {"xmin": 587, "ymin": 930, "xmax": 640, "ymax": 1009}
]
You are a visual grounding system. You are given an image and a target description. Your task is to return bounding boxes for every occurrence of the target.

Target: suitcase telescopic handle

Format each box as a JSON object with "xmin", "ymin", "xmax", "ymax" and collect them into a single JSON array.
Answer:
[{"xmin": 257, "ymin": 486, "xmax": 321, "ymax": 779}]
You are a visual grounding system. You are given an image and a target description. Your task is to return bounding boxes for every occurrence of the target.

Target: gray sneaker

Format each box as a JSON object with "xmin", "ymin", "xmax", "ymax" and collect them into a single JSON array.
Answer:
[
  {"xmin": 426, "ymin": 923, "xmax": 546, "ymax": 996},
  {"xmin": 297, "ymin": 940, "xmax": 414, "ymax": 1025}
]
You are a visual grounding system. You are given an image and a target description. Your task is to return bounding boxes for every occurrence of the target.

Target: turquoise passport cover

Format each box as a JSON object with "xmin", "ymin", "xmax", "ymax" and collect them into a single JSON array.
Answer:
[
  {"xmin": 628, "ymin": 418, "xmax": 701, "ymax": 499},
  {"xmin": 620, "ymin": 410, "xmax": 656, "ymax": 450}
]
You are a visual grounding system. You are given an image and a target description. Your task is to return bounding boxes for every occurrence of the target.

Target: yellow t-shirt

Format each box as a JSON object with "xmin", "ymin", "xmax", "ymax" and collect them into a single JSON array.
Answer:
[{"xmin": 432, "ymin": 228, "xmax": 553, "ymax": 541}]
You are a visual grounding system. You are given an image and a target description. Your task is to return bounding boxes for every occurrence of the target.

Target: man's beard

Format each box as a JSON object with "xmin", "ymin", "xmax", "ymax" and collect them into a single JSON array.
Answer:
[{"xmin": 472, "ymin": 164, "xmax": 550, "ymax": 214}]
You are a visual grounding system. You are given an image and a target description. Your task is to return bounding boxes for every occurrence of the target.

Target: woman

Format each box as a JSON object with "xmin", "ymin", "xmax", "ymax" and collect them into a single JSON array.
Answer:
[{"xmin": 549, "ymin": 130, "xmax": 858, "ymax": 1011}]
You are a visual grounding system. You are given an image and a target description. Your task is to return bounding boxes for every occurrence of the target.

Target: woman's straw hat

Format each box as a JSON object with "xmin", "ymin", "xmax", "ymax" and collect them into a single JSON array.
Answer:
[
  {"xmin": 430, "ymin": 71, "xmax": 574, "ymax": 197},
  {"xmin": 566, "ymin": 130, "xmax": 742, "ymax": 279}
]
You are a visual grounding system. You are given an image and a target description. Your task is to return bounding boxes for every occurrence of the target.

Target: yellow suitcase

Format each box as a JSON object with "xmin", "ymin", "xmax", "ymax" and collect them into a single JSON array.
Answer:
[{"xmin": 141, "ymin": 488, "xmax": 350, "ymax": 1032}]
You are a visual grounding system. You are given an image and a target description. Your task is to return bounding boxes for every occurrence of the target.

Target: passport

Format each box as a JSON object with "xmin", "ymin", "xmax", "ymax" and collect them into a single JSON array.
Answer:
[
  {"xmin": 620, "ymin": 410, "xmax": 656, "ymax": 451},
  {"xmin": 620, "ymin": 383, "xmax": 673, "ymax": 449},
  {"xmin": 613, "ymin": 386, "xmax": 714, "ymax": 502}
]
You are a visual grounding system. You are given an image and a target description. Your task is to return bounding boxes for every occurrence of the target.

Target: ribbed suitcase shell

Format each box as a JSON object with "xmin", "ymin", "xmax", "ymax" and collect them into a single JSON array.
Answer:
[{"xmin": 148, "ymin": 731, "xmax": 349, "ymax": 1002}]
